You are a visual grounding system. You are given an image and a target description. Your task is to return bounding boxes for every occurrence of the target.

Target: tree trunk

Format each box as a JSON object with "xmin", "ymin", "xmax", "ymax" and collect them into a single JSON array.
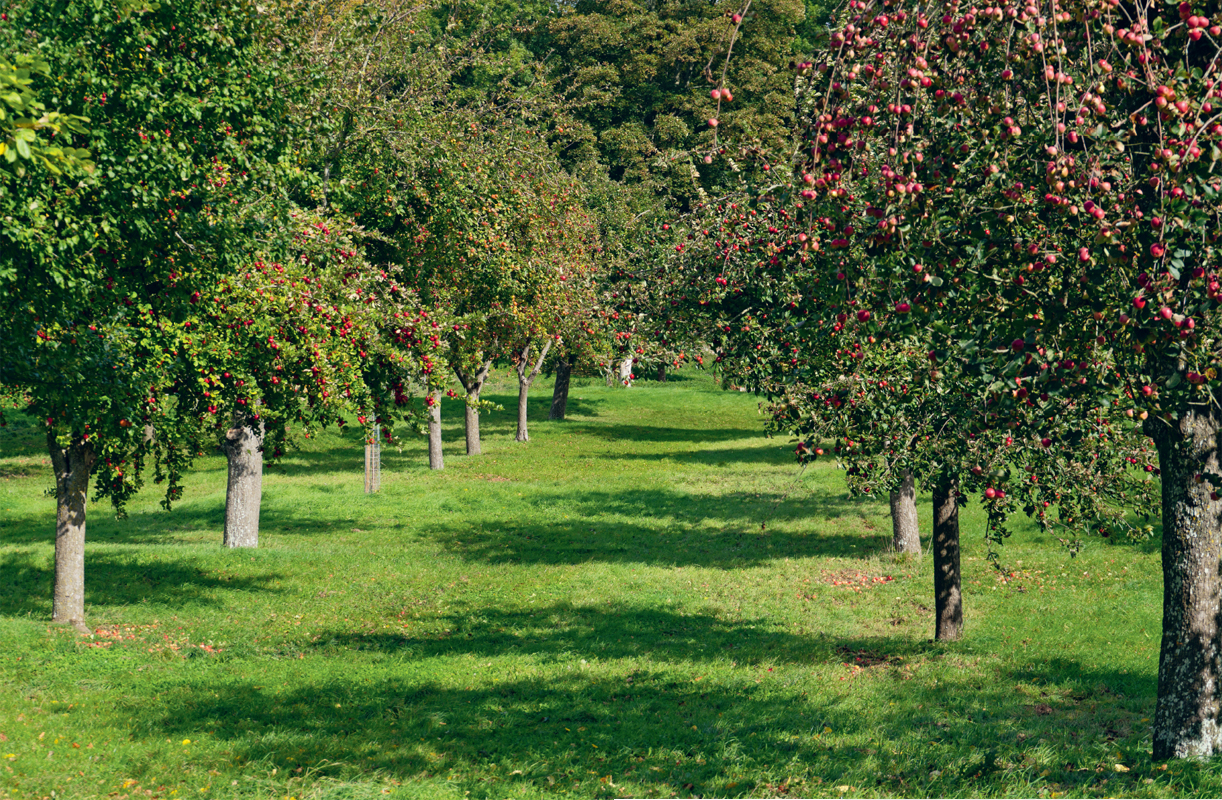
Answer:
[
  {"xmin": 515, "ymin": 340, "xmax": 551, "ymax": 443},
  {"xmin": 464, "ymin": 402, "xmax": 481, "ymax": 455},
  {"xmin": 657, "ymin": 363, "xmax": 667, "ymax": 382},
  {"xmin": 932, "ymin": 481, "xmax": 962, "ymax": 642},
  {"xmin": 428, "ymin": 390, "xmax": 444, "ymax": 470},
  {"xmin": 890, "ymin": 469, "xmax": 921, "ymax": 556},
  {"xmin": 222, "ymin": 416, "xmax": 263, "ymax": 549},
  {"xmin": 549, "ymin": 355, "xmax": 573, "ymax": 420},
  {"xmin": 516, "ymin": 382, "xmax": 530, "ymax": 442},
  {"xmin": 619, "ymin": 356, "xmax": 634, "ymax": 387},
  {"xmin": 1151, "ymin": 408, "xmax": 1222, "ymax": 760},
  {"xmin": 456, "ymin": 360, "xmax": 493, "ymax": 456},
  {"xmin": 47, "ymin": 431, "xmax": 96, "ymax": 634}
]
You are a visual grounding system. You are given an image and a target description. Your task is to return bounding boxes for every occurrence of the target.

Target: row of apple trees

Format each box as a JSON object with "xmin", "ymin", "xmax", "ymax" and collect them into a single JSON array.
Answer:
[
  {"xmin": 652, "ymin": 0, "xmax": 1222, "ymax": 762},
  {"xmin": 0, "ymin": 0, "xmax": 609, "ymax": 632}
]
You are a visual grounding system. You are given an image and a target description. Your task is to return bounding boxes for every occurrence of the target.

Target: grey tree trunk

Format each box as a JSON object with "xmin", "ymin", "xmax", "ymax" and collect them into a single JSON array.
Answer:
[
  {"xmin": 932, "ymin": 481, "xmax": 962, "ymax": 641},
  {"xmin": 428, "ymin": 390, "xmax": 444, "ymax": 470},
  {"xmin": 890, "ymin": 470, "xmax": 921, "ymax": 556},
  {"xmin": 222, "ymin": 416, "xmax": 263, "ymax": 549},
  {"xmin": 657, "ymin": 364, "xmax": 667, "ymax": 382},
  {"xmin": 464, "ymin": 403, "xmax": 481, "ymax": 455},
  {"xmin": 456, "ymin": 360, "xmax": 493, "ymax": 456},
  {"xmin": 1152, "ymin": 409, "xmax": 1222, "ymax": 760},
  {"xmin": 515, "ymin": 340, "xmax": 551, "ymax": 442},
  {"xmin": 516, "ymin": 384, "xmax": 530, "ymax": 441},
  {"xmin": 549, "ymin": 355, "xmax": 573, "ymax": 420},
  {"xmin": 47, "ymin": 431, "xmax": 96, "ymax": 634}
]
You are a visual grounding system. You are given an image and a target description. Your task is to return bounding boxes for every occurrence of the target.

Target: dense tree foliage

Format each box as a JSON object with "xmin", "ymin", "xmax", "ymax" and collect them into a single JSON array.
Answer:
[{"xmin": 680, "ymin": 0, "xmax": 1222, "ymax": 761}]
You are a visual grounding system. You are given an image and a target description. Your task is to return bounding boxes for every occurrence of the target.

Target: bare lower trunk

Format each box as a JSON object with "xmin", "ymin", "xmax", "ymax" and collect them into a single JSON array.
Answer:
[
  {"xmin": 456, "ymin": 360, "xmax": 493, "ymax": 457},
  {"xmin": 464, "ymin": 402, "xmax": 481, "ymax": 455},
  {"xmin": 890, "ymin": 470, "xmax": 921, "ymax": 556},
  {"xmin": 516, "ymin": 382, "xmax": 530, "ymax": 442},
  {"xmin": 657, "ymin": 364, "xmax": 667, "ymax": 382},
  {"xmin": 618, "ymin": 356, "xmax": 633, "ymax": 387},
  {"xmin": 515, "ymin": 341, "xmax": 551, "ymax": 443},
  {"xmin": 48, "ymin": 431, "xmax": 96, "ymax": 634},
  {"xmin": 549, "ymin": 355, "xmax": 573, "ymax": 421},
  {"xmin": 1152, "ymin": 409, "xmax": 1222, "ymax": 760},
  {"xmin": 428, "ymin": 390, "xmax": 444, "ymax": 470},
  {"xmin": 222, "ymin": 417, "xmax": 263, "ymax": 549},
  {"xmin": 932, "ymin": 481, "xmax": 962, "ymax": 642}
]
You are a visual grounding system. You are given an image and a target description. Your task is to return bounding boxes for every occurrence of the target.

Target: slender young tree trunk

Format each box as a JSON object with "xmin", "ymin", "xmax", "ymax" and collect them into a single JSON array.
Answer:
[
  {"xmin": 515, "ymin": 340, "xmax": 551, "ymax": 443},
  {"xmin": 428, "ymin": 389, "xmax": 444, "ymax": 470},
  {"xmin": 516, "ymin": 381, "xmax": 530, "ymax": 441},
  {"xmin": 657, "ymin": 364, "xmax": 667, "ymax": 382},
  {"xmin": 890, "ymin": 469, "xmax": 921, "ymax": 556},
  {"xmin": 47, "ymin": 431, "xmax": 96, "ymax": 634},
  {"xmin": 549, "ymin": 355, "xmax": 573, "ymax": 420},
  {"xmin": 1151, "ymin": 409, "xmax": 1222, "ymax": 760},
  {"xmin": 456, "ymin": 360, "xmax": 493, "ymax": 456},
  {"xmin": 932, "ymin": 481, "xmax": 962, "ymax": 641},
  {"xmin": 222, "ymin": 415, "xmax": 263, "ymax": 549}
]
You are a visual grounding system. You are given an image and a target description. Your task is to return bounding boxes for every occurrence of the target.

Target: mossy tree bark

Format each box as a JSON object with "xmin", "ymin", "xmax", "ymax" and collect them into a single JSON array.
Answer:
[
  {"xmin": 1151, "ymin": 409, "xmax": 1222, "ymax": 760},
  {"xmin": 932, "ymin": 480, "xmax": 962, "ymax": 642},
  {"xmin": 549, "ymin": 354, "xmax": 574, "ymax": 420}
]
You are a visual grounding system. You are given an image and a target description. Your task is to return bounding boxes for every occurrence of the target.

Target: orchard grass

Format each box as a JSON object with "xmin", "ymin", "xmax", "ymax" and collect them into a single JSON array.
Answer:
[{"xmin": 0, "ymin": 372, "xmax": 1209, "ymax": 799}]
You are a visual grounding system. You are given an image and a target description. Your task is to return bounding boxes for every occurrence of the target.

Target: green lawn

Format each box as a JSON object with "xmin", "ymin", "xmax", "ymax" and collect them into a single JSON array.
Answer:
[{"xmin": 0, "ymin": 371, "xmax": 1214, "ymax": 799}]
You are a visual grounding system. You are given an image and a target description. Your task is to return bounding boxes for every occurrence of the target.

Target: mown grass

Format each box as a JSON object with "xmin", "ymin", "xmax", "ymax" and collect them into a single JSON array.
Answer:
[{"xmin": 0, "ymin": 371, "xmax": 1215, "ymax": 799}]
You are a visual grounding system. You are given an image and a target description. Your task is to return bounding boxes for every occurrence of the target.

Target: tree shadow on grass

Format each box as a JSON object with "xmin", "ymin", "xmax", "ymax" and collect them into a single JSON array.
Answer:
[
  {"xmin": 1, "ymin": 475, "xmax": 889, "ymax": 565},
  {"xmin": 567, "ymin": 423, "xmax": 768, "ymax": 446},
  {"xmin": 0, "ymin": 549, "xmax": 283, "ymax": 618},
  {"xmin": 310, "ymin": 601, "xmax": 898, "ymax": 666},
  {"xmin": 593, "ymin": 442, "xmax": 795, "ymax": 467},
  {"xmin": 429, "ymin": 484, "xmax": 890, "ymax": 567},
  {"xmin": 135, "ymin": 604, "xmax": 1164, "ymax": 798}
]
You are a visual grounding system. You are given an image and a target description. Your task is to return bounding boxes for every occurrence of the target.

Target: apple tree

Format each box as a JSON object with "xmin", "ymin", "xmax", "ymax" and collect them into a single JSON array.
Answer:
[
  {"xmin": 751, "ymin": 0, "xmax": 1222, "ymax": 759},
  {"xmin": 0, "ymin": 0, "xmax": 407, "ymax": 627}
]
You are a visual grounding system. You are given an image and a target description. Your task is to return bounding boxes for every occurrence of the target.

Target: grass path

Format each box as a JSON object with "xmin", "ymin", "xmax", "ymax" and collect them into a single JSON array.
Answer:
[{"xmin": 0, "ymin": 372, "xmax": 1213, "ymax": 798}]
